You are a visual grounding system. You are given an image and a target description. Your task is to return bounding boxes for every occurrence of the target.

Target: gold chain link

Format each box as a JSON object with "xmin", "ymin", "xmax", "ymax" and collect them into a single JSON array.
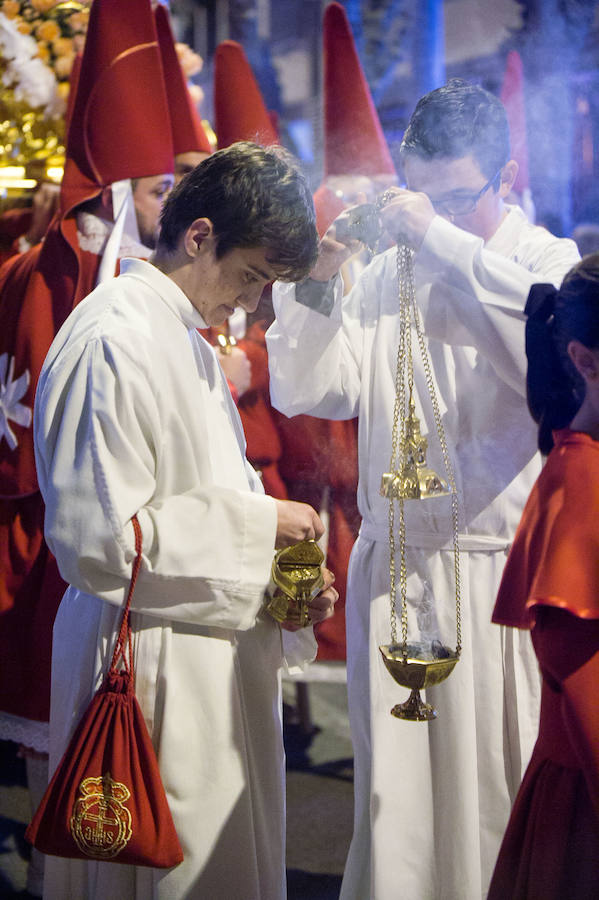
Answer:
[
  {"xmin": 388, "ymin": 246, "xmax": 410, "ymax": 647},
  {"xmin": 387, "ymin": 245, "xmax": 462, "ymax": 656}
]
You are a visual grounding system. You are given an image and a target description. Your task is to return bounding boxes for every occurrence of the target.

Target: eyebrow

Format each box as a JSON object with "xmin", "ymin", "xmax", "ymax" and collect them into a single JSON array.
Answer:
[
  {"xmin": 247, "ymin": 264, "xmax": 273, "ymax": 281},
  {"xmin": 435, "ymin": 187, "xmax": 479, "ymax": 199}
]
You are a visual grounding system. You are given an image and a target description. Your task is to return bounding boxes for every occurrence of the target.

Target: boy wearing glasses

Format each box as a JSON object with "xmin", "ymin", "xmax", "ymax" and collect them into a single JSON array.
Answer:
[{"xmin": 267, "ymin": 80, "xmax": 579, "ymax": 900}]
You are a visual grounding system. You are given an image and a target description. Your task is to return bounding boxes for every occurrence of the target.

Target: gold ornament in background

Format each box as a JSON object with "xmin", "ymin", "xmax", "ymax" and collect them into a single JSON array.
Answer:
[
  {"xmin": 266, "ymin": 540, "xmax": 324, "ymax": 628},
  {"xmin": 201, "ymin": 118, "xmax": 217, "ymax": 152},
  {"xmin": 0, "ymin": 1, "xmax": 89, "ymax": 186},
  {"xmin": 0, "ymin": 92, "xmax": 64, "ymax": 169},
  {"xmin": 379, "ymin": 243, "xmax": 461, "ymax": 721},
  {"xmin": 216, "ymin": 333, "xmax": 237, "ymax": 355}
]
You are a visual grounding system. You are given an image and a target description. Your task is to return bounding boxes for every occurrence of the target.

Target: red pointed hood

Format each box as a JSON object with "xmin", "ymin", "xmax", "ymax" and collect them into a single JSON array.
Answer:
[
  {"xmin": 63, "ymin": 52, "xmax": 82, "ymax": 141},
  {"xmin": 313, "ymin": 184, "xmax": 346, "ymax": 238},
  {"xmin": 0, "ymin": 0, "xmax": 175, "ymax": 500},
  {"xmin": 213, "ymin": 41, "xmax": 279, "ymax": 148},
  {"xmin": 323, "ymin": 2, "xmax": 395, "ymax": 178},
  {"xmin": 500, "ymin": 50, "xmax": 529, "ymax": 194},
  {"xmin": 60, "ymin": 0, "xmax": 174, "ymax": 216},
  {"xmin": 154, "ymin": 5, "xmax": 212, "ymax": 156}
]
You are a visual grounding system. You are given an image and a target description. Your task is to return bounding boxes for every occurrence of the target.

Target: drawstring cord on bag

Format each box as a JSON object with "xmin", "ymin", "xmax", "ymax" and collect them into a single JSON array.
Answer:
[{"xmin": 109, "ymin": 515, "xmax": 143, "ymax": 685}]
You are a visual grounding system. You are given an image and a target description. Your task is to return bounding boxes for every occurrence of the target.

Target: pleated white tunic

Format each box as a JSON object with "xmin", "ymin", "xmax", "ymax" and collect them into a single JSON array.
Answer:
[
  {"xmin": 267, "ymin": 208, "xmax": 580, "ymax": 899},
  {"xmin": 34, "ymin": 258, "xmax": 314, "ymax": 900}
]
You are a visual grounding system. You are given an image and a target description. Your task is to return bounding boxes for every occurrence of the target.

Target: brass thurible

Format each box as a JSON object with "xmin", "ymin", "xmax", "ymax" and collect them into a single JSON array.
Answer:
[
  {"xmin": 380, "ymin": 396, "xmax": 450, "ymax": 501},
  {"xmin": 265, "ymin": 540, "xmax": 325, "ymax": 628},
  {"xmin": 379, "ymin": 245, "xmax": 462, "ymax": 721},
  {"xmin": 306, "ymin": 195, "xmax": 463, "ymax": 719}
]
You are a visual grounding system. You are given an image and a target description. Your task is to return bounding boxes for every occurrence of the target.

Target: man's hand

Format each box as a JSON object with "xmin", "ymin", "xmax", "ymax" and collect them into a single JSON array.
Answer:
[
  {"xmin": 281, "ymin": 566, "xmax": 339, "ymax": 632},
  {"xmin": 309, "ymin": 196, "xmax": 368, "ymax": 282},
  {"xmin": 274, "ymin": 499, "xmax": 324, "ymax": 548},
  {"xmin": 379, "ymin": 188, "xmax": 436, "ymax": 251},
  {"xmin": 218, "ymin": 346, "xmax": 251, "ymax": 397}
]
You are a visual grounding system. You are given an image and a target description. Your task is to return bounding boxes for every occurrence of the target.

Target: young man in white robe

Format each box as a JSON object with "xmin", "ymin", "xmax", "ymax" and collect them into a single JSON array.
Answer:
[
  {"xmin": 266, "ymin": 80, "xmax": 581, "ymax": 900},
  {"xmin": 34, "ymin": 142, "xmax": 338, "ymax": 900}
]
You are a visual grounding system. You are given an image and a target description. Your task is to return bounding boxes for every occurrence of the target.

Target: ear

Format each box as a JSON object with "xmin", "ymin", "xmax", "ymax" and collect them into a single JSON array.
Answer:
[
  {"xmin": 567, "ymin": 339, "xmax": 599, "ymax": 384},
  {"xmin": 99, "ymin": 186, "xmax": 113, "ymax": 218},
  {"xmin": 498, "ymin": 160, "xmax": 518, "ymax": 198},
  {"xmin": 183, "ymin": 217, "xmax": 213, "ymax": 257}
]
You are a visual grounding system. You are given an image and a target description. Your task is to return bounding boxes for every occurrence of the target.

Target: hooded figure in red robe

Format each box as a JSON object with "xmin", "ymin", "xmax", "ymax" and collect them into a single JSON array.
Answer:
[{"xmin": 0, "ymin": 0, "xmax": 175, "ymax": 754}]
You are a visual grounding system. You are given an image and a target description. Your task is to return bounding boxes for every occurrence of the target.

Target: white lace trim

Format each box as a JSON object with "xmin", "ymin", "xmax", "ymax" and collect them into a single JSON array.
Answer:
[
  {"xmin": 0, "ymin": 710, "xmax": 49, "ymax": 752},
  {"xmin": 76, "ymin": 211, "xmax": 152, "ymax": 259}
]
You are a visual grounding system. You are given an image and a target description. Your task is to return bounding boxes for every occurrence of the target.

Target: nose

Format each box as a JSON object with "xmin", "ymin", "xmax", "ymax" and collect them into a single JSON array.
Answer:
[{"xmin": 242, "ymin": 284, "xmax": 265, "ymax": 313}]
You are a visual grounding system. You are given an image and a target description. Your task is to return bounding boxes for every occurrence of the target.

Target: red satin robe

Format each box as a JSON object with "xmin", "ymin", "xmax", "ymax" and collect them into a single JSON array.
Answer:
[
  {"xmin": 489, "ymin": 429, "xmax": 599, "ymax": 899},
  {"xmin": 0, "ymin": 217, "xmax": 102, "ymax": 739}
]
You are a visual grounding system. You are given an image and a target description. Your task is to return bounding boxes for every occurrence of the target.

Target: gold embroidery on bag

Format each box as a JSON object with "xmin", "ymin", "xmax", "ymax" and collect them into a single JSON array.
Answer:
[{"xmin": 70, "ymin": 773, "xmax": 133, "ymax": 858}]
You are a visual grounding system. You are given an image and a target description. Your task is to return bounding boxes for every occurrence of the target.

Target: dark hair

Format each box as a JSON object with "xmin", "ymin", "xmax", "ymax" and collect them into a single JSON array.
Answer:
[
  {"xmin": 400, "ymin": 79, "xmax": 510, "ymax": 181},
  {"xmin": 525, "ymin": 253, "xmax": 599, "ymax": 454},
  {"xmin": 157, "ymin": 141, "xmax": 318, "ymax": 281}
]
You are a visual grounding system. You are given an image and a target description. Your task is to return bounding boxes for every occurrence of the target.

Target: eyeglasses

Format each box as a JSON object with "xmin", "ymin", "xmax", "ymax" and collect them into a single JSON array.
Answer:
[{"xmin": 428, "ymin": 169, "xmax": 502, "ymax": 217}]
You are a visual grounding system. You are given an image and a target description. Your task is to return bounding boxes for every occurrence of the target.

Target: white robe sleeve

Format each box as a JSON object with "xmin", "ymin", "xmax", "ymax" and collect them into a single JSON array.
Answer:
[
  {"xmin": 34, "ymin": 337, "xmax": 277, "ymax": 630},
  {"xmin": 267, "ymin": 215, "xmax": 580, "ymax": 413},
  {"xmin": 267, "ymin": 261, "xmax": 382, "ymax": 420},
  {"xmin": 414, "ymin": 216, "xmax": 581, "ymax": 394}
]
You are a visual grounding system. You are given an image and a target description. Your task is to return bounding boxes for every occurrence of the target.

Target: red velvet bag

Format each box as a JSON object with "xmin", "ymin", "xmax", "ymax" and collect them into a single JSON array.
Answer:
[{"xmin": 25, "ymin": 516, "xmax": 183, "ymax": 868}]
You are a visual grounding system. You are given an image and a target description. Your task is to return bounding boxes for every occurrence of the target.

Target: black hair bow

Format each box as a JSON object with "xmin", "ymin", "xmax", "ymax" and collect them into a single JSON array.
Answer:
[{"xmin": 524, "ymin": 282, "xmax": 558, "ymax": 322}]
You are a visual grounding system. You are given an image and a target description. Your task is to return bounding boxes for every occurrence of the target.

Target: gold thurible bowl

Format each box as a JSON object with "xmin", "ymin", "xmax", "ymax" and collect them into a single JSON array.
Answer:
[
  {"xmin": 265, "ymin": 540, "xmax": 325, "ymax": 628},
  {"xmin": 379, "ymin": 642, "xmax": 459, "ymax": 721}
]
